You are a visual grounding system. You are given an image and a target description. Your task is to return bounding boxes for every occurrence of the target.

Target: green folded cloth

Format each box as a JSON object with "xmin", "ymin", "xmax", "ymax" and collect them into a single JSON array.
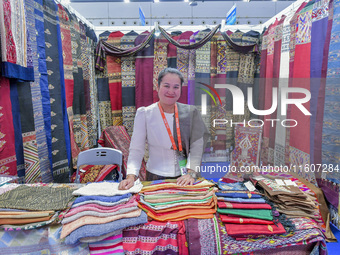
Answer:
[{"xmin": 217, "ymin": 208, "xmax": 273, "ymax": 221}]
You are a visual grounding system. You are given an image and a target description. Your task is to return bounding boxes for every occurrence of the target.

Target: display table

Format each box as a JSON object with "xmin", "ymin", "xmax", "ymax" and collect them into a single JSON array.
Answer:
[{"xmin": 0, "ymin": 178, "xmax": 333, "ymax": 255}]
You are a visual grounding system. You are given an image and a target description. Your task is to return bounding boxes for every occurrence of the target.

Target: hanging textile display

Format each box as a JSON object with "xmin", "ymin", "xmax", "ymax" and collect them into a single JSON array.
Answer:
[
  {"xmin": 261, "ymin": 21, "xmax": 277, "ymax": 166},
  {"xmin": 195, "ymin": 29, "xmax": 212, "ymax": 136},
  {"xmin": 274, "ymin": 12, "xmax": 294, "ymax": 167},
  {"xmin": 268, "ymin": 17, "xmax": 285, "ymax": 166},
  {"xmin": 97, "ymin": 31, "xmax": 113, "ymax": 132},
  {"xmin": 85, "ymin": 26, "xmax": 98, "ymax": 148},
  {"xmin": 285, "ymin": 2, "xmax": 308, "ymax": 166},
  {"xmin": 310, "ymin": 0, "xmax": 330, "ymax": 166},
  {"xmin": 59, "ymin": 5, "xmax": 80, "ymax": 167},
  {"xmin": 322, "ymin": 0, "xmax": 340, "ymax": 178},
  {"xmin": 78, "ymin": 21, "xmax": 91, "ymax": 150},
  {"xmin": 0, "ymin": 77, "xmax": 17, "ymax": 175},
  {"xmin": 121, "ymin": 31, "xmax": 138, "ymax": 137},
  {"xmin": 107, "ymin": 31, "xmax": 124, "ymax": 125},
  {"xmin": 167, "ymin": 32, "xmax": 180, "ymax": 68},
  {"xmin": 289, "ymin": 2, "xmax": 313, "ymax": 180},
  {"xmin": 135, "ymin": 31, "xmax": 155, "ymax": 109},
  {"xmin": 0, "ymin": 0, "xmax": 34, "ymax": 81},
  {"xmin": 9, "ymin": 81, "xmax": 25, "ymax": 179},
  {"xmin": 43, "ymin": 0, "xmax": 70, "ymax": 182},
  {"xmin": 176, "ymin": 31, "xmax": 193, "ymax": 104},
  {"xmin": 314, "ymin": 0, "xmax": 333, "ymax": 165},
  {"xmin": 70, "ymin": 13, "xmax": 88, "ymax": 153},
  {"xmin": 187, "ymin": 31, "xmax": 198, "ymax": 105},
  {"xmin": 152, "ymin": 35, "xmax": 168, "ymax": 103}
]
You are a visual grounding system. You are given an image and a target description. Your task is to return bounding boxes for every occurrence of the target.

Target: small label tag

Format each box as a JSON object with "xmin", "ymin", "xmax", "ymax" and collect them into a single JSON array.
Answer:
[
  {"xmin": 244, "ymin": 181, "xmax": 256, "ymax": 191},
  {"xmin": 284, "ymin": 179, "xmax": 297, "ymax": 186},
  {"xmin": 275, "ymin": 179, "xmax": 285, "ymax": 186}
]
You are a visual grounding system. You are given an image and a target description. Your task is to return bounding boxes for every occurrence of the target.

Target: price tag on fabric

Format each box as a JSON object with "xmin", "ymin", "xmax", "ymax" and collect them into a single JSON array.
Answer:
[
  {"xmin": 244, "ymin": 181, "xmax": 256, "ymax": 191},
  {"xmin": 275, "ymin": 179, "xmax": 285, "ymax": 186},
  {"xmin": 284, "ymin": 179, "xmax": 298, "ymax": 186}
]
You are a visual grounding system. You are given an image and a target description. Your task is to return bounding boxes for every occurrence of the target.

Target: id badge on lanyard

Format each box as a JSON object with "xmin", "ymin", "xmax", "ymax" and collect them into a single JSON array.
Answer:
[
  {"xmin": 178, "ymin": 151, "xmax": 187, "ymax": 175},
  {"xmin": 158, "ymin": 103, "xmax": 187, "ymax": 174}
]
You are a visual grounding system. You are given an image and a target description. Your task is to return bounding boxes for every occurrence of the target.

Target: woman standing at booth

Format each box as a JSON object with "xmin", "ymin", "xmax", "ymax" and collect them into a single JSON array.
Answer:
[{"xmin": 119, "ymin": 67, "xmax": 209, "ymax": 189}]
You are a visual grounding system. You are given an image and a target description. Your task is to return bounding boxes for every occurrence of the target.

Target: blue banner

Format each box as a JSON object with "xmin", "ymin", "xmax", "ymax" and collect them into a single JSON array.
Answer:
[
  {"xmin": 226, "ymin": 4, "xmax": 236, "ymax": 25},
  {"xmin": 139, "ymin": 7, "xmax": 145, "ymax": 26}
]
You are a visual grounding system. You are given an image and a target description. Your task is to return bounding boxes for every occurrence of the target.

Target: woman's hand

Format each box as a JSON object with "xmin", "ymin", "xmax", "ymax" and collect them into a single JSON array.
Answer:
[
  {"xmin": 118, "ymin": 174, "xmax": 137, "ymax": 190},
  {"xmin": 177, "ymin": 169, "xmax": 197, "ymax": 186}
]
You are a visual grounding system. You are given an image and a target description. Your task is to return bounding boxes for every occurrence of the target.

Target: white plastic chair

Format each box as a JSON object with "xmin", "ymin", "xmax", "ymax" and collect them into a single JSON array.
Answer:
[{"xmin": 75, "ymin": 147, "xmax": 123, "ymax": 183}]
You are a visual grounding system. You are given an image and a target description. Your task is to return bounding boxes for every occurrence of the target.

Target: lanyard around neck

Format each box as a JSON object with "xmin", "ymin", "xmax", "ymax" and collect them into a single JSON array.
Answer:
[{"xmin": 158, "ymin": 102, "xmax": 183, "ymax": 152}]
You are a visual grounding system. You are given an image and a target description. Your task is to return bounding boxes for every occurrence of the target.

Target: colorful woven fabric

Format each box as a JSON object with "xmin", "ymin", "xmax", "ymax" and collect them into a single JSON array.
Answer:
[
  {"xmin": 121, "ymin": 31, "xmax": 138, "ymax": 137},
  {"xmin": 314, "ymin": 0, "xmax": 333, "ymax": 165},
  {"xmin": 217, "ymin": 208, "xmax": 273, "ymax": 221},
  {"xmin": 89, "ymin": 232, "xmax": 124, "ymax": 255},
  {"xmin": 289, "ymin": 2, "xmax": 313, "ymax": 181},
  {"xmin": 219, "ymin": 214, "xmax": 274, "ymax": 225},
  {"xmin": 230, "ymin": 125, "xmax": 262, "ymax": 168},
  {"xmin": 274, "ymin": 11, "xmax": 294, "ymax": 167},
  {"xmin": 64, "ymin": 210, "xmax": 148, "ymax": 245},
  {"xmin": 0, "ymin": 0, "xmax": 34, "ymax": 81},
  {"xmin": 123, "ymin": 220, "xmax": 187, "ymax": 255},
  {"xmin": 43, "ymin": 0, "xmax": 70, "ymax": 182},
  {"xmin": 0, "ymin": 185, "xmax": 74, "ymax": 211},
  {"xmin": 185, "ymin": 214, "xmax": 327, "ymax": 255},
  {"xmin": 107, "ymin": 31, "xmax": 124, "ymax": 126},
  {"xmin": 0, "ymin": 77, "xmax": 17, "ymax": 176},
  {"xmin": 98, "ymin": 125, "xmax": 147, "ymax": 180},
  {"xmin": 0, "ymin": 225, "xmax": 89, "ymax": 254},
  {"xmin": 152, "ymin": 35, "xmax": 168, "ymax": 103},
  {"xmin": 217, "ymin": 201, "xmax": 272, "ymax": 210},
  {"xmin": 224, "ymin": 222, "xmax": 286, "ymax": 237},
  {"xmin": 310, "ymin": 0, "xmax": 330, "ymax": 166},
  {"xmin": 322, "ymin": 0, "xmax": 340, "ymax": 179},
  {"xmin": 60, "ymin": 208, "xmax": 141, "ymax": 239},
  {"xmin": 176, "ymin": 31, "xmax": 193, "ymax": 104},
  {"xmin": 135, "ymin": 31, "xmax": 154, "ymax": 109}
]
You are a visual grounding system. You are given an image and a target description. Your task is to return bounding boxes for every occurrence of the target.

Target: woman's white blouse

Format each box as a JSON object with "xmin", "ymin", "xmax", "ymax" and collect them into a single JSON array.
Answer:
[{"xmin": 126, "ymin": 103, "xmax": 203, "ymax": 177}]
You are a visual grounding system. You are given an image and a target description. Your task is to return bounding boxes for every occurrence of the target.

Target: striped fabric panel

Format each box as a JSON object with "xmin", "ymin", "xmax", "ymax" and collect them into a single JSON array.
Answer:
[{"xmin": 89, "ymin": 233, "xmax": 124, "ymax": 255}]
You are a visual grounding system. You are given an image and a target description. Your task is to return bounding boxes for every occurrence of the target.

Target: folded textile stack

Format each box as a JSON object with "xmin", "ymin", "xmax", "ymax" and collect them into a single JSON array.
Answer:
[
  {"xmin": 138, "ymin": 179, "xmax": 217, "ymax": 221},
  {"xmin": 216, "ymin": 190, "xmax": 286, "ymax": 239},
  {"xmin": 61, "ymin": 181, "xmax": 147, "ymax": 245},
  {"xmin": 253, "ymin": 176, "xmax": 320, "ymax": 219},
  {"xmin": 0, "ymin": 184, "xmax": 75, "ymax": 230}
]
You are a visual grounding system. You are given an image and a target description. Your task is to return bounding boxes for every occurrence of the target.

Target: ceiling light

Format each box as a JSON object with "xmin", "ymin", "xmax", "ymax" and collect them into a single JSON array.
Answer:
[
  {"xmin": 124, "ymin": 0, "xmax": 129, "ymax": 2},
  {"xmin": 154, "ymin": 0, "xmax": 159, "ymax": 2},
  {"xmin": 184, "ymin": 0, "xmax": 189, "ymax": 2},
  {"xmin": 189, "ymin": 1, "xmax": 197, "ymax": 6}
]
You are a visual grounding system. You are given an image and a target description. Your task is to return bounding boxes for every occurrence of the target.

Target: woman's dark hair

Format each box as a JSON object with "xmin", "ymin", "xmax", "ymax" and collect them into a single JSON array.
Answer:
[{"xmin": 157, "ymin": 67, "xmax": 184, "ymax": 87}]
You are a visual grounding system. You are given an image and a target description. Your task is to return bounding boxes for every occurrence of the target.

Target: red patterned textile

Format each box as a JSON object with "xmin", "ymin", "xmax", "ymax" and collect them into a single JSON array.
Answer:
[
  {"xmin": 0, "ymin": 77, "xmax": 17, "ymax": 175},
  {"xmin": 289, "ymin": 4, "xmax": 312, "ymax": 169},
  {"xmin": 231, "ymin": 125, "xmax": 262, "ymax": 168},
  {"xmin": 123, "ymin": 220, "xmax": 188, "ymax": 255},
  {"xmin": 98, "ymin": 125, "xmax": 146, "ymax": 181},
  {"xmin": 107, "ymin": 31, "xmax": 124, "ymax": 125},
  {"xmin": 224, "ymin": 222, "xmax": 286, "ymax": 237},
  {"xmin": 219, "ymin": 214, "xmax": 274, "ymax": 225},
  {"xmin": 262, "ymin": 20, "xmax": 278, "ymax": 165},
  {"xmin": 152, "ymin": 35, "xmax": 168, "ymax": 103},
  {"xmin": 177, "ymin": 31, "xmax": 193, "ymax": 104},
  {"xmin": 217, "ymin": 201, "xmax": 272, "ymax": 210},
  {"xmin": 58, "ymin": 4, "xmax": 80, "ymax": 166},
  {"xmin": 135, "ymin": 31, "xmax": 154, "ymax": 109}
]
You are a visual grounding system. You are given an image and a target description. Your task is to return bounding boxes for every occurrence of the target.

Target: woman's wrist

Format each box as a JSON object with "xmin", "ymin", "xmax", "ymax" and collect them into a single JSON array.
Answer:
[
  {"xmin": 186, "ymin": 169, "xmax": 198, "ymax": 180},
  {"xmin": 126, "ymin": 174, "xmax": 137, "ymax": 181}
]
